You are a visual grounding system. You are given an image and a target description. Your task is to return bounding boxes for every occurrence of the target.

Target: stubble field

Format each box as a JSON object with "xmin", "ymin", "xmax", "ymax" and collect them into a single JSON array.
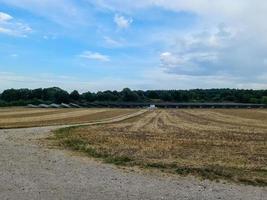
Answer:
[
  {"xmin": 0, "ymin": 107, "xmax": 139, "ymax": 128},
  {"xmin": 55, "ymin": 109, "xmax": 267, "ymax": 186}
]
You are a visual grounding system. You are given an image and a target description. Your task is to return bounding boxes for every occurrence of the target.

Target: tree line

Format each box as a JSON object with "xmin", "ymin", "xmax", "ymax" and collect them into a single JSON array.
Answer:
[{"xmin": 0, "ymin": 87, "xmax": 267, "ymax": 106}]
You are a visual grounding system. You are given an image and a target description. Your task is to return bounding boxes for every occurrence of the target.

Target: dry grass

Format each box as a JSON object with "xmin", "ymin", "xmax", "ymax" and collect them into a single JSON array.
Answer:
[
  {"xmin": 55, "ymin": 109, "xmax": 267, "ymax": 186},
  {"xmin": 0, "ymin": 108, "xmax": 138, "ymax": 128}
]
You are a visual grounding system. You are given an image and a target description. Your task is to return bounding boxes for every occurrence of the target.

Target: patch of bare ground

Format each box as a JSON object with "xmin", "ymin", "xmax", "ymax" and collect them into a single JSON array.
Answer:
[{"xmin": 54, "ymin": 109, "xmax": 267, "ymax": 186}]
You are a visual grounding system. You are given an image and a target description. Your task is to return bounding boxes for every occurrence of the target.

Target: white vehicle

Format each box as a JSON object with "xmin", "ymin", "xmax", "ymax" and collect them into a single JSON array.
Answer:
[{"xmin": 148, "ymin": 104, "xmax": 156, "ymax": 109}]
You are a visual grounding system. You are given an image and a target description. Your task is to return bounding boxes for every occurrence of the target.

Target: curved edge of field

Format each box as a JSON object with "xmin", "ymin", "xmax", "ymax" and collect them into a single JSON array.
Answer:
[{"xmin": 52, "ymin": 109, "xmax": 267, "ymax": 187}]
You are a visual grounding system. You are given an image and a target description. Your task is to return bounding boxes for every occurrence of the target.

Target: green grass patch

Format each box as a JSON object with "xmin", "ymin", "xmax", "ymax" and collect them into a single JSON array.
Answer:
[{"xmin": 55, "ymin": 127, "xmax": 133, "ymax": 166}]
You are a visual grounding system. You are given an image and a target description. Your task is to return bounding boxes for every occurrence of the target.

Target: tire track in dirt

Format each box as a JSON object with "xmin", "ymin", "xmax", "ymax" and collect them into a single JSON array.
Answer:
[
  {"xmin": 184, "ymin": 109, "xmax": 267, "ymax": 128},
  {"xmin": 0, "ymin": 109, "xmax": 62, "ymax": 116},
  {"xmin": 0, "ymin": 109, "xmax": 76, "ymax": 119},
  {"xmin": 128, "ymin": 110, "xmax": 159, "ymax": 132},
  {"xmin": 0, "ymin": 109, "xmax": 109, "ymax": 124},
  {"xmin": 168, "ymin": 110, "xmax": 267, "ymax": 142}
]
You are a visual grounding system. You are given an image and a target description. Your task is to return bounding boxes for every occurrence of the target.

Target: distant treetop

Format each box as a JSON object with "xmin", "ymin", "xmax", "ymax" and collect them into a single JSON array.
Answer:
[{"xmin": 0, "ymin": 87, "xmax": 267, "ymax": 105}]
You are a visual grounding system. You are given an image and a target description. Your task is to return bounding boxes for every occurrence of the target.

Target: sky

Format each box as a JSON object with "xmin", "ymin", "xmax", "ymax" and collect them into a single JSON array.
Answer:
[{"xmin": 0, "ymin": 0, "xmax": 267, "ymax": 92}]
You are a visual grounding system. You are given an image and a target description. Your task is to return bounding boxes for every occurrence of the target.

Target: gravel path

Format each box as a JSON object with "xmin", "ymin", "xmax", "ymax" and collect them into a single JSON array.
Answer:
[{"xmin": 0, "ymin": 113, "xmax": 266, "ymax": 199}]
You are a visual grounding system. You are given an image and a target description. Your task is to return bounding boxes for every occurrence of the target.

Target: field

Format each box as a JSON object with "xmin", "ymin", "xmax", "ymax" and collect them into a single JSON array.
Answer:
[
  {"xmin": 0, "ymin": 107, "xmax": 139, "ymax": 128},
  {"xmin": 1, "ymin": 107, "xmax": 266, "ymax": 186},
  {"xmin": 55, "ymin": 109, "xmax": 267, "ymax": 186}
]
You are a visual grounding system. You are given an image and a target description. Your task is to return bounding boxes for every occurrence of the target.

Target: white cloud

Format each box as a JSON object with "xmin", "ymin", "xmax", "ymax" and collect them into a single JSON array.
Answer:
[
  {"xmin": 0, "ymin": 12, "xmax": 32, "ymax": 36},
  {"xmin": 0, "ymin": 27, "xmax": 12, "ymax": 35},
  {"xmin": 43, "ymin": 34, "xmax": 57, "ymax": 40},
  {"xmin": 160, "ymin": 51, "xmax": 219, "ymax": 75},
  {"xmin": 92, "ymin": 1, "xmax": 262, "ymax": 21},
  {"xmin": 103, "ymin": 36, "xmax": 123, "ymax": 47},
  {"xmin": 93, "ymin": 1, "xmax": 267, "ymax": 40},
  {"xmin": 0, "ymin": 72, "xmax": 92, "ymax": 93},
  {"xmin": 168, "ymin": 52, "xmax": 217, "ymax": 65},
  {"xmin": 0, "ymin": 0, "xmax": 88, "ymax": 27},
  {"xmin": 160, "ymin": 52, "xmax": 183, "ymax": 68},
  {"xmin": 114, "ymin": 14, "xmax": 133, "ymax": 29},
  {"xmin": 154, "ymin": 22, "xmax": 267, "ymax": 89},
  {"xmin": 157, "ymin": 24, "xmax": 241, "ymax": 76},
  {"xmin": 140, "ymin": 67, "xmax": 267, "ymax": 90},
  {"xmin": 1, "ymin": 69, "xmax": 267, "ymax": 92},
  {"xmin": 79, "ymin": 51, "xmax": 110, "ymax": 62},
  {"xmin": 0, "ymin": 12, "xmax": 13, "ymax": 21}
]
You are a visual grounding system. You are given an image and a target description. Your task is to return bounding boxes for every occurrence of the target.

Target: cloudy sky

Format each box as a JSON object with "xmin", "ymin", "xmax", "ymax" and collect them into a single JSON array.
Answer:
[{"xmin": 0, "ymin": 0, "xmax": 267, "ymax": 92}]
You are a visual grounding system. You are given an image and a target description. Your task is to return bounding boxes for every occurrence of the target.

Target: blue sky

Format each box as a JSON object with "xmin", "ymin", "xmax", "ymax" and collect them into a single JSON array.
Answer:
[{"xmin": 0, "ymin": 0, "xmax": 267, "ymax": 92}]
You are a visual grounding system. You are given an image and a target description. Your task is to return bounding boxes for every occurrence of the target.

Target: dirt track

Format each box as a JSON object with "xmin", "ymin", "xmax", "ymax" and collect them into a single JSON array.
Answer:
[{"xmin": 0, "ymin": 110, "xmax": 266, "ymax": 199}]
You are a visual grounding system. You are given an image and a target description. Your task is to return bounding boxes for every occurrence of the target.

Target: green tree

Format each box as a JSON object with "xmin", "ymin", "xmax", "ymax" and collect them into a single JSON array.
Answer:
[
  {"xmin": 261, "ymin": 96, "xmax": 267, "ymax": 104},
  {"xmin": 30, "ymin": 88, "xmax": 43, "ymax": 99},
  {"xmin": 82, "ymin": 92, "xmax": 95, "ymax": 102},
  {"xmin": 121, "ymin": 88, "xmax": 139, "ymax": 102},
  {"xmin": 54, "ymin": 90, "xmax": 70, "ymax": 103},
  {"xmin": 70, "ymin": 90, "xmax": 80, "ymax": 101}
]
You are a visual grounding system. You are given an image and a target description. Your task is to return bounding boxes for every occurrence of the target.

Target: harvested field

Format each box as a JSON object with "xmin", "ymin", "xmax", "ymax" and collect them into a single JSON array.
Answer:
[
  {"xmin": 55, "ymin": 109, "xmax": 267, "ymax": 186},
  {"xmin": 0, "ymin": 108, "xmax": 139, "ymax": 128}
]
